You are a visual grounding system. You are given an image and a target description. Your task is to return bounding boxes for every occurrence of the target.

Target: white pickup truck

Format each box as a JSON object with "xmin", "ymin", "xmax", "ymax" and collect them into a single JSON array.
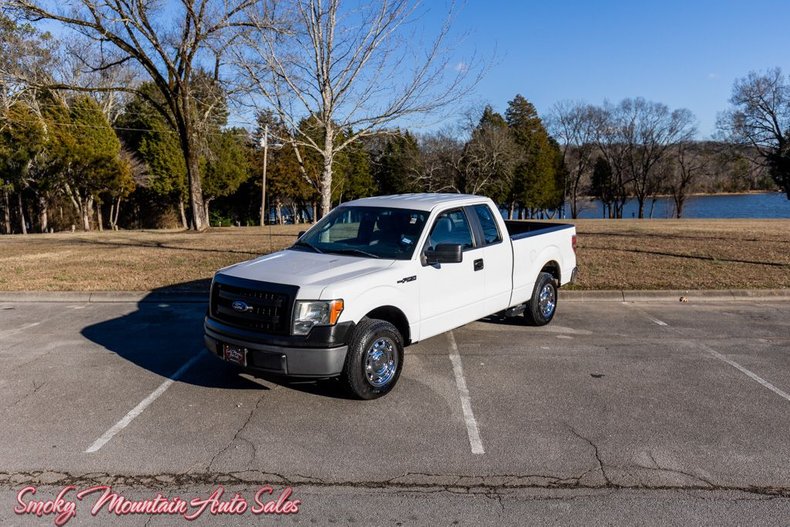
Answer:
[{"xmin": 204, "ymin": 194, "xmax": 577, "ymax": 399}]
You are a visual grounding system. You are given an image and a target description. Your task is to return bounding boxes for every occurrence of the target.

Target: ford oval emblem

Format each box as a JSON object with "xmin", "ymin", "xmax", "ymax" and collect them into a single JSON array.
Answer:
[{"xmin": 232, "ymin": 300, "xmax": 252, "ymax": 313}]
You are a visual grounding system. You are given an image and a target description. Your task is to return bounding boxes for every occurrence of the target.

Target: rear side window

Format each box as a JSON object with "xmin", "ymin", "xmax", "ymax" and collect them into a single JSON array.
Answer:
[{"xmin": 473, "ymin": 204, "xmax": 502, "ymax": 245}]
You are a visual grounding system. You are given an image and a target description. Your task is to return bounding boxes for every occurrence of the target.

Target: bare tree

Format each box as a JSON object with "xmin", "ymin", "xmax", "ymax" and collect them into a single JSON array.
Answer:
[
  {"xmin": 413, "ymin": 131, "xmax": 462, "ymax": 193},
  {"xmin": 717, "ymin": 68, "xmax": 790, "ymax": 198},
  {"xmin": 590, "ymin": 103, "xmax": 631, "ymax": 218},
  {"xmin": 665, "ymin": 141, "xmax": 713, "ymax": 218},
  {"xmin": 547, "ymin": 100, "xmax": 597, "ymax": 218},
  {"xmin": 594, "ymin": 98, "xmax": 695, "ymax": 218},
  {"xmin": 237, "ymin": 0, "xmax": 477, "ymax": 217},
  {"xmin": 9, "ymin": 0, "xmax": 264, "ymax": 230}
]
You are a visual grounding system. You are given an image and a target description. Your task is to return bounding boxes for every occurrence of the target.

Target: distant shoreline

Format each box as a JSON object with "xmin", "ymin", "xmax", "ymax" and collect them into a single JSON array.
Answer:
[{"xmin": 577, "ymin": 190, "xmax": 784, "ymax": 200}]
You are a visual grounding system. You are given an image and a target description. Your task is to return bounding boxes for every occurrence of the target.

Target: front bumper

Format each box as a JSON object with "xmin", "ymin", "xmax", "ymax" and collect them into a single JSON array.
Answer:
[{"xmin": 204, "ymin": 317, "xmax": 353, "ymax": 377}]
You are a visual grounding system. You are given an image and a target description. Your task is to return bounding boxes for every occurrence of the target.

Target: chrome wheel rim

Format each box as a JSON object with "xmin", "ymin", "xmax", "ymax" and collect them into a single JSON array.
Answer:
[
  {"xmin": 365, "ymin": 337, "xmax": 398, "ymax": 388},
  {"xmin": 538, "ymin": 283, "xmax": 556, "ymax": 319}
]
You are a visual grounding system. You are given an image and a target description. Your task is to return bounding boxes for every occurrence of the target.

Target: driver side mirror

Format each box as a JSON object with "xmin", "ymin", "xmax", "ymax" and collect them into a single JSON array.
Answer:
[
  {"xmin": 297, "ymin": 231, "xmax": 306, "ymax": 238},
  {"xmin": 424, "ymin": 243, "xmax": 463, "ymax": 265}
]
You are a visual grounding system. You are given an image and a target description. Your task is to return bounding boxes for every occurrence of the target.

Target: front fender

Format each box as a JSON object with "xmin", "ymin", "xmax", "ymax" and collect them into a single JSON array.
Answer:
[{"xmin": 338, "ymin": 284, "xmax": 420, "ymax": 342}]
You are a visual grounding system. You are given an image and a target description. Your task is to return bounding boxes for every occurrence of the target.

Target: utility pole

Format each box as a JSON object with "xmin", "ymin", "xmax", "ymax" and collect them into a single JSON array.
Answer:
[{"xmin": 260, "ymin": 124, "xmax": 269, "ymax": 226}]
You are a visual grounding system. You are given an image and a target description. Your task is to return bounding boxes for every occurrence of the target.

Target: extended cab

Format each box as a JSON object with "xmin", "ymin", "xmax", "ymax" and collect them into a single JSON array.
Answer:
[{"xmin": 204, "ymin": 194, "xmax": 577, "ymax": 399}]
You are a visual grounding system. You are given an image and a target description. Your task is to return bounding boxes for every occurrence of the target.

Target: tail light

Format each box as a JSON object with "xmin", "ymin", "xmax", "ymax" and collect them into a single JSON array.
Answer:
[{"xmin": 571, "ymin": 235, "xmax": 577, "ymax": 254}]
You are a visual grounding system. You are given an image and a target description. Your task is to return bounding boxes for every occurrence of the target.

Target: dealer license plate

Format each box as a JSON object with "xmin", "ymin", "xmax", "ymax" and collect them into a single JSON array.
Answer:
[{"xmin": 223, "ymin": 344, "xmax": 247, "ymax": 366}]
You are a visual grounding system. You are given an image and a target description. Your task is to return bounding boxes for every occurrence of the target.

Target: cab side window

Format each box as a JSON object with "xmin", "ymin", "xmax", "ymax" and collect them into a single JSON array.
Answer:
[
  {"xmin": 473, "ymin": 204, "xmax": 502, "ymax": 245},
  {"xmin": 427, "ymin": 209, "xmax": 474, "ymax": 250}
]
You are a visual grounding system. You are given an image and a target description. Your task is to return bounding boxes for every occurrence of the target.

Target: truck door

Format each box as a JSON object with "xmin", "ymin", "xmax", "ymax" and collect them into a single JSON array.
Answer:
[
  {"xmin": 469, "ymin": 204, "xmax": 513, "ymax": 314},
  {"xmin": 417, "ymin": 208, "xmax": 487, "ymax": 340}
]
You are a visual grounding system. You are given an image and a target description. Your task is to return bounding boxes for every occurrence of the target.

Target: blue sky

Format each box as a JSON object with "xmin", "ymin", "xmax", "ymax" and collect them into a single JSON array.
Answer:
[{"xmin": 424, "ymin": 0, "xmax": 790, "ymax": 138}]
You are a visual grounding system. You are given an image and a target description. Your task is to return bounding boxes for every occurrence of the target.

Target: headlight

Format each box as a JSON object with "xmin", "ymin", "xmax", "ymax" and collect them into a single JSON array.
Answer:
[{"xmin": 292, "ymin": 299, "xmax": 344, "ymax": 336}]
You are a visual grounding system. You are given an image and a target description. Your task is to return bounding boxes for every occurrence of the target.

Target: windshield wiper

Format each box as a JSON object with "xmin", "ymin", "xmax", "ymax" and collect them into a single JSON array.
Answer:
[
  {"xmin": 332, "ymin": 248, "xmax": 381, "ymax": 259},
  {"xmin": 293, "ymin": 240, "xmax": 324, "ymax": 253}
]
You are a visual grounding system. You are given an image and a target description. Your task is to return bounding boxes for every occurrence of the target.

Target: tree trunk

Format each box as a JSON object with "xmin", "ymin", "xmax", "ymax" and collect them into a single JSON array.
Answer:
[
  {"xmin": 178, "ymin": 199, "xmax": 188, "ymax": 230},
  {"xmin": 38, "ymin": 195, "xmax": 48, "ymax": 233},
  {"xmin": 204, "ymin": 197, "xmax": 213, "ymax": 227},
  {"xmin": 3, "ymin": 189, "xmax": 12, "ymax": 234},
  {"xmin": 113, "ymin": 197, "xmax": 122, "ymax": 229},
  {"xmin": 570, "ymin": 189, "xmax": 578, "ymax": 219},
  {"xmin": 311, "ymin": 202, "xmax": 317, "ymax": 223},
  {"xmin": 180, "ymin": 122, "xmax": 207, "ymax": 231},
  {"xmin": 675, "ymin": 196, "xmax": 685, "ymax": 219},
  {"xmin": 17, "ymin": 192, "xmax": 27, "ymax": 235},
  {"xmin": 97, "ymin": 202, "xmax": 104, "ymax": 231},
  {"xmin": 82, "ymin": 196, "xmax": 93, "ymax": 231},
  {"xmin": 508, "ymin": 202, "xmax": 514, "ymax": 220},
  {"xmin": 637, "ymin": 197, "xmax": 645, "ymax": 219},
  {"xmin": 319, "ymin": 152, "xmax": 333, "ymax": 219},
  {"xmin": 187, "ymin": 157, "xmax": 206, "ymax": 230},
  {"xmin": 276, "ymin": 201, "xmax": 283, "ymax": 225}
]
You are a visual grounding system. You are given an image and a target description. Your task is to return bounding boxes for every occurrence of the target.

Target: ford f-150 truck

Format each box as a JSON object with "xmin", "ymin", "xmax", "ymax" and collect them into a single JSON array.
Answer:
[{"xmin": 204, "ymin": 194, "xmax": 577, "ymax": 399}]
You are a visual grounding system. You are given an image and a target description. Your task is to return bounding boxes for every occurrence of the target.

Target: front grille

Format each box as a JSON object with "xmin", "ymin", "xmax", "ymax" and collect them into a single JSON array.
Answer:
[{"xmin": 210, "ymin": 277, "xmax": 297, "ymax": 335}]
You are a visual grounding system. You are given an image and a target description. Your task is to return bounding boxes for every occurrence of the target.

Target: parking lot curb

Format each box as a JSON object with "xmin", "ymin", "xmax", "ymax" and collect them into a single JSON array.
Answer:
[
  {"xmin": 563, "ymin": 289, "xmax": 790, "ymax": 302},
  {"xmin": 1, "ymin": 289, "xmax": 788, "ymax": 304},
  {"xmin": 0, "ymin": 291, "xmax": 208, "ymax": 303}
]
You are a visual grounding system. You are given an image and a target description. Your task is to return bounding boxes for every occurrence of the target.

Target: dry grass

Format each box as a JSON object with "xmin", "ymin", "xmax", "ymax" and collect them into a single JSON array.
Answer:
[
  {"xmin": 570, "ymin": 219, "xmax": 790, "ymax": 290},
  {"xmin": 0, "ymin": 220, "xmax": 788, "ymax": 291},
  {"xmin": 0, "ymin": 226, "xmax": 303, "ymax": 291}
]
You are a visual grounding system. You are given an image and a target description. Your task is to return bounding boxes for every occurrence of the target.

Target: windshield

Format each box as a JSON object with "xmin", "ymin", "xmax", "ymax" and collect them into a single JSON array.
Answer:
[{"xmin": 290, "ymin": 206, "xmax": 429, "ymax": 260}]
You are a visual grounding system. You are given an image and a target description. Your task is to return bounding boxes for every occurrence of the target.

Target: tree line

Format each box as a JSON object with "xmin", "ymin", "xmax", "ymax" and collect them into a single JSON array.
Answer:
[{"xmin": 1, "ymin": 1, "xmax": 788, "ymax": 234}]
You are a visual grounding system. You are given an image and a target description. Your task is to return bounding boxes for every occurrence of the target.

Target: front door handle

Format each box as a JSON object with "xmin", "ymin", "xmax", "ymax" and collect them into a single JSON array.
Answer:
[{"xmin": 474, "ymin": 258, "xmax": 484, "ymax": 271}]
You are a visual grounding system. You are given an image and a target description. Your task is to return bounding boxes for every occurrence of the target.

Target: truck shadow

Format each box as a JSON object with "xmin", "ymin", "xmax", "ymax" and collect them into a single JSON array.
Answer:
[{"xmin": 80, "ymin": 280, "xmax": 351, "ymax": 397}]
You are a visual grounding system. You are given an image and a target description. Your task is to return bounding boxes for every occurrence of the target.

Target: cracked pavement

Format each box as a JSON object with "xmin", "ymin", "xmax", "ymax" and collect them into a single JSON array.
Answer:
[{"xmin": 0, "ymin": 298, "xmax": 789, "ymax": 525}]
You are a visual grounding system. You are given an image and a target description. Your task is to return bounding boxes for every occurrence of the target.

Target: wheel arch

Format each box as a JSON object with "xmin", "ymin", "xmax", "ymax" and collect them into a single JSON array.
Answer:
[
  {"xmin": 364, "ymin": 305, "xmax": 411, "ymax": 345},
  {"xmin": 540, "ymin": 260, "xmax": 561, "ymax": 284}
]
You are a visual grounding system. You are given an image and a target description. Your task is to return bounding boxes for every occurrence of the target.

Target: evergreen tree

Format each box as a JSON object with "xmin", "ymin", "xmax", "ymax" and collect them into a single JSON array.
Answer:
[
  {"xmin": 58, "ymin": 96, "xmax": 127, "ymax": 230},
  {"xmin": 0, "ymin": 101, "xmax": 45, "ymax": 233},
  {"xmin": 462, "ymin": 105, "xmax": 516, "ymax": 201},
  {"xmin": 505, "ymin": 95, "xmax": 559, "ymax": 216},
  {"xmin": 333, "ymin": 137, "xmax": 376, "ymax": 203},
  {"xmin": 201, "ymin": 129, "xmax": 252, "ymax": 225},
  {"xmin": 372, "ymin": 132, "xmax": 420, "ymax": 194}
]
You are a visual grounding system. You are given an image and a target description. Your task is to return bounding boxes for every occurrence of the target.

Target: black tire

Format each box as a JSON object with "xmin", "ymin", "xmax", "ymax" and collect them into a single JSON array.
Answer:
[
  {"xmin": 342, "ymin": 318, "xmax": 404, "ymax": 400},
  {"xmin": 524, "ymin": 272, "xmax": 558, "ymax": 326}
]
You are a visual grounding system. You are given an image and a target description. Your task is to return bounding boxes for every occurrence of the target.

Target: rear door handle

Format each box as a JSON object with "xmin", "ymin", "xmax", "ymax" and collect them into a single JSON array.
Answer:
[{"xmin": 474, "ymin": 258, "xmax": 484, "ymax": 271}]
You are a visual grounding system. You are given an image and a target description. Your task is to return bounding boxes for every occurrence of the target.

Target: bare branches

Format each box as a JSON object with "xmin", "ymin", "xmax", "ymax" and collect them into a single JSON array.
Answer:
[
  {"xmin": 589, "ymin": 98, "xmax": 696, "ymax": 218},
  {"xmin": 9, "ymin": 0, "xmax": 273, "ymax": 229},
  {"xmin": 718, "ymin": 68, "xmax": 790, "ymax": 198},
  {"xmin": 234, "ymin": 0, "xmax": 478, "ymax": 216}
]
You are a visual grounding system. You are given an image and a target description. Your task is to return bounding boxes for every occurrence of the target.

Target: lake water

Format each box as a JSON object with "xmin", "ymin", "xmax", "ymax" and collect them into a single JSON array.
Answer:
[{"xmin": 572, "ymin": 192, "xmax": 790, "ymax": 219}]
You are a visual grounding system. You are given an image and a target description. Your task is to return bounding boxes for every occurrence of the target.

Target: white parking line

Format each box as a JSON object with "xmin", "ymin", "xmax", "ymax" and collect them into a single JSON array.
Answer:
[
  {"xmin": 698, "ymin": 342, "xmax": 790, "ymax": 403},
  {"xmin": 632, "ymin": 305, "xmax": 790, "ymax": 403},
  {"xmin": 642, "ymin": 311, "xmax": 669, "ymax": 327},
  {"xmin": 85, "ymin": 350, "xmax": 207, "ymax": 453},
  {"xmin": 447, "ymin": 331, "xmax": 484, "ymax": 455},
  {"xmin": 0, "ymin": 322, "xmax": 41, "ymax": 339},
  {"xmin": 625, "ymin": 303, "xmax": 669, "ymax": 327}
]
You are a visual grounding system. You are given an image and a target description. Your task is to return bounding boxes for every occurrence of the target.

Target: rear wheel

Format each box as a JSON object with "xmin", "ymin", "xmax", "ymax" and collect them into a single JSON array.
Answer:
[
  {"xmin": 524, "ymin": 272, "xmax": 558, "ymax": 326},
  {"xmin": 342, "ymin": 318, "xmax": 404, "ymax": 399}
]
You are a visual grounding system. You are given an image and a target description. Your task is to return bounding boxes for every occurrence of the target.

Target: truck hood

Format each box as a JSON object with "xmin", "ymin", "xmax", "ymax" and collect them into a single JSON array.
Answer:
[{"xmin": 218, "ymin": 249, "xmax": 396, "ymax": 292}]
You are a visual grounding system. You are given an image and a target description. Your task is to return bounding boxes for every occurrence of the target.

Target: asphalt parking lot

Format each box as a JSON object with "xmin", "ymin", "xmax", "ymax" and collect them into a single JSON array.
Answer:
[{"xmin": 1, "ymin": 296, "xmax": 789, "ymax": 525}]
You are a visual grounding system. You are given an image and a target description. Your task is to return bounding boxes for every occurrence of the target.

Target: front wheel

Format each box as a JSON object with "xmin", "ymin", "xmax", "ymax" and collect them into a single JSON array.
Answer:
[
  {"xmin": 342, "ymin": 318, "xmax": 404, "ymax": 399},
  {"xmin": 524, "ymin": 272, "xmax": 558, "ymax": 326}
]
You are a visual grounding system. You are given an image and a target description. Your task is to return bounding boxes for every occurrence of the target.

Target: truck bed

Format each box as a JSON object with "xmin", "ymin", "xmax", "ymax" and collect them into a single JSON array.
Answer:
[{"xmin": 504, "ymin": 221, "xmax": 575, "ymax": 240}]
